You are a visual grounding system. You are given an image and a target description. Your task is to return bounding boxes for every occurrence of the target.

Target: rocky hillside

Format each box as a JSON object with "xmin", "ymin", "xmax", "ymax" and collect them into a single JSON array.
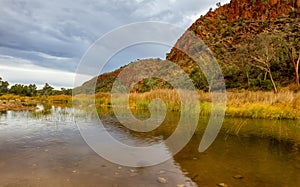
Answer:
[
  {"xmin": 76, "ymin": 0, "xmax": 300, "ymax": 94},
  {"xmin": 74, "ymin": 59, "xmax": 174, "ymax": 94},
  {"xmin": 168, "ymin": 0, "xmax": 299, "ymax": 61},
  {"xmin": 167, "ymin": 0, "xmax": 300, "ymax": 89}
]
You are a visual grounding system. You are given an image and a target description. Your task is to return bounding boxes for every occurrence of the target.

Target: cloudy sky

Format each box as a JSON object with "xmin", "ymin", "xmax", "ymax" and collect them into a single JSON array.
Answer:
[{"xmin": 0, "ymin": 0, "xmax": 230, "ymax": 89}]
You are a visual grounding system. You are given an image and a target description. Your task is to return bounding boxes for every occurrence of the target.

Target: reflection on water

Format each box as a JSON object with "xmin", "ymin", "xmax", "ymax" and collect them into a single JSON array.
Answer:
[{"xmin": 0, "ymin": 106, "xmax": 299, "ymax": 186}]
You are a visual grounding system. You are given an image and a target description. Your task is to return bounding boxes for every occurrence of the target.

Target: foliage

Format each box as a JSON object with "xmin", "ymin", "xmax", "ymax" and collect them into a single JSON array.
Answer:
[
  {"xmin": 0, "ymin": 77, "xmax": 72, "ymax": 96},
  {"xmin": 0, "ymin": 77, "xmax": 9, "ymax": 96},
  {"xmin": 39, "ymin": 83, "xmax": 54, "ymax": 96},
  {"xmin": 234, "ymin": 32, "xmax": 283, "ymax": 93},
  {"xmin": 10, "ymin": 84, "xmax": 37, "ymax": 96}
]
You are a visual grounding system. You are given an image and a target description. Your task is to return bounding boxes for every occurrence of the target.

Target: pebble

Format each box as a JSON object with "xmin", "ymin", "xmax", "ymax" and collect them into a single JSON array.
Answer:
[
  {"xmin": 117, "ymin": 166, "xmax": 122, "ymax": 170},
  {"xmin": 157, "ymin": 177, "xmax": 167, "ymax": 184},
  {"xmin": 72, "ymin": 170, "xmax": 77, "ymax": 173},
  {"xmin": 158, "ymin": 170, "xmax": 166, "ymax": 174},
  {"xmin": 217, "ymin": 183, "xmax": 228, "ymax": 187},
  {"xmin": 130, "ymin": 173, "xmax": 138, "ymax": 177},
  {"xmin": 130, "ymin": 169, "xmax": 136, "ymax": 173},
  {"xmin": 177, "ymin": 184, "xmax": 185, "ymax": 187},
  {"xmin": 233, "ymin": 175, "xmax": 243, "ymax": 179}
]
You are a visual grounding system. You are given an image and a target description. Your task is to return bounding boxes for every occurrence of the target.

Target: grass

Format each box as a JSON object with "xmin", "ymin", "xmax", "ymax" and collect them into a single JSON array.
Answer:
[
  {"xmin": 225, "ymin": 90, "xmax": 300, "ymax": 119},
  {"xmin": 77, "ymin": 89, "xmax": 300, "ymax": 120},
  {"xmin": 0, "ymin": 94, "xmax": 73, "ymax": 110},
  {"xmin": 1, "ymin": 88, "xmax": 300, "ymax": 120}
]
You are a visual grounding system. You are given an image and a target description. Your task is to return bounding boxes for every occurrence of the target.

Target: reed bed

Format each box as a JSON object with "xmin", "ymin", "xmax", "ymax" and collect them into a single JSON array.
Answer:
[
  {"xmin": 226, "ymin": 90, "xmax": 300, "ymax": 119},
  {"xmin": 0, "ymin": 94, "xmax": 73, "ymax": 109},
  {"xmin": 2, "ymin": 88, "xmax": 299, "ymax": 120},
  {"xmin": 78, "ymin": 89, "xmax": 300, "ymax": 120}
]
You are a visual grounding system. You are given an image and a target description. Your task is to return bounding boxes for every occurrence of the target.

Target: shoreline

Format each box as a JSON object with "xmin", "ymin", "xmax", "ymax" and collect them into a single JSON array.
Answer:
[
  {"xmin": 0, "ymin": 100, "xmax": 37, "ymax": 111},
  {"xmin": 1, "ymin": 89, "xmax": 300, "ymax": 120},
  {"xmin": 73, "ymin": 89, "xmax": 300, "ymax": 120}
]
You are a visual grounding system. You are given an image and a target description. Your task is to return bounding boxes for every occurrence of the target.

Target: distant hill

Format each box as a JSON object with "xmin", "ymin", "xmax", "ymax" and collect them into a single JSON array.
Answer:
[
  {"xmin": 74, "ymin": 58, "xmax": 174, "ymax": 94},
  {"xmin": 75, "ymin": 0, "xmax": 300, "ymax": 94}
]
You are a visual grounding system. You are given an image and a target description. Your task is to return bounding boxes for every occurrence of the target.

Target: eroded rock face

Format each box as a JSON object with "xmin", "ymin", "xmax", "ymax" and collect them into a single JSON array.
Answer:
[
  {"xmin": 270, "ymin": 0, "xmax": 278, "ymax": 6},
  {"xmin": 226, "ymin": 0, "xmax": 296, "ymax": 22},
  {"xmin": 167, "ymin": 0, "xmax": 299, "ymax": 63}
]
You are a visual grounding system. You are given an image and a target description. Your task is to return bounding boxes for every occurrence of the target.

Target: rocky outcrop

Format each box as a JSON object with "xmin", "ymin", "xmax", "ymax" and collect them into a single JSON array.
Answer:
[
  {"xmin": 226, "ymin": 0, "xmax": 297, "ymax": 22},
  {"xmin": 167, "ymin": 0, "xmax": 300, "ymax": 63}
]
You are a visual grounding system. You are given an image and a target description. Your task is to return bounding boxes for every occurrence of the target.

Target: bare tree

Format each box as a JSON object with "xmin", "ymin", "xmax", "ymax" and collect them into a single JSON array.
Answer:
[
  {"xmin": 281, "ymin": 32, "xmax": 300, "ymax": 87},
  {"xmin": 236, "ymin": 33, "xmax": 280, "ymax": 93}
]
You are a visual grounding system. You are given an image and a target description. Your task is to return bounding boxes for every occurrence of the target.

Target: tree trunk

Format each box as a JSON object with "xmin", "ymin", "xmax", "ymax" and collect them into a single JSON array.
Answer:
[
  {"xmin": 246, "ymin": 71, "xmax": 250, "ymax": 88},
  {"xmin": 264, "ymin": 71, "xmax": 267, "ymax": 80},
  {"xmin": 295, "ymin": 66, "xmax": 299, "ymax": 87},
  {"xmin": 295, "ymin": 54, "xmax": 300, "ymax": 87},
  {"xmin": 268, "ymin": 71, "xmax": 278, "ymax": 93}
]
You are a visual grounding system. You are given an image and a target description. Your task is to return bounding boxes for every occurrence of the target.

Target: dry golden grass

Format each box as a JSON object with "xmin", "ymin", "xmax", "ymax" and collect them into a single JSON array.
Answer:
[
  {"xmin": 90, "ymin": 89, "xmax": 300, "ymax": 119},
  {"xmin": 226, "ymin": 90, "xmax": 300, "ymax": 119},
  {"xmin": 226, "ymin": 90, "xmax": 300, "ymax": 108},
  {"xmin": 0, "ymin": 94, "xmax": 73, "ymax": 109},
  {"xmin": 12, "ymin": 88, "xmax": 293, "ymax": 120},
  {"xmin": 46, "ymin": 95, "xmax": 71, "ymax": 102}
]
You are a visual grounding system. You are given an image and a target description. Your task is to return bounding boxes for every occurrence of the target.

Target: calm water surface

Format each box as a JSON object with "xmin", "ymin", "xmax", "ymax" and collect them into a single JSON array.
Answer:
[{"xmin": 0, "ymin": 106, "xmax": 299, "ymax": 187}]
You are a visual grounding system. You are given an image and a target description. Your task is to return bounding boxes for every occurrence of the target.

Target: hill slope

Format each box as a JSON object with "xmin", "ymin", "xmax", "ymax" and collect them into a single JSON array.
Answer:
[
  {"xmin": 75, "ymin": 0, "xmax": 300, "ymax": 94},
  {"xmin": 167, "ymin": 0, "xmax": 300, "ymax": 91}
]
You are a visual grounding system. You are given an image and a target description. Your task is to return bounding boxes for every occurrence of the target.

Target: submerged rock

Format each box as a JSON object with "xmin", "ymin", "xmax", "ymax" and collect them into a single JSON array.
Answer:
[
  {"xmin": 217, "ymin": 183, "xmax": 228, "ymax": 187},
  {"xmin": 233, "ymin": 175, "xmax": 244, "ymax": 179},
  {"xmin": 158, "ymin": 170, "xmax": 166, "ymax": 174},
  {"xmin": 157, "ymin": 177, "xmax": 167, "ymax": 184}
]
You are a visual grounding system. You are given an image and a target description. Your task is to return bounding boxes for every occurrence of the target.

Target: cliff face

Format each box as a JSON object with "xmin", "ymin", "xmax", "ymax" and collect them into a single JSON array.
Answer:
[
  {"xmin": 226, "ymin": 0, "xmax": 299, "ymax": 21},
  {"xmin": 167, "ymin": 0, "xmax": 299, "ymax": 65}
]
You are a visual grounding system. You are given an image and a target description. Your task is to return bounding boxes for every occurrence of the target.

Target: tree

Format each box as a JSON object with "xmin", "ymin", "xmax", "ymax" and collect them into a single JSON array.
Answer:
[
  {"xmin": 41, "ymin": 83, "xmax": 54, "ymax": 96},
  {"xmin": 10, "ymin": 84, "xmax": 37, "ymax": 96},
  {"xmin": 0, "ymin": 77, "xmax": 9, "ymax": 95},
  {"xmin": 236, "ymin": 33, "xmax": 281, "ymax": 93},
  {"xmin": 10, "ymin": 84, "xmax": 22, "ymax": 95},
  {"xmin": 294, "ymin": 55, "xmax": 300, "ymax": 86},
  {"xmin": 280, "ymin": 29, "xmax": 300, "ymax": 87},
  {"xmin": 27, "ymin": 84, "xmax": 37, "ymax": 96},
  {"xmin": 61, "ymin": 88, "xmax": 72, "ymax": 95}
]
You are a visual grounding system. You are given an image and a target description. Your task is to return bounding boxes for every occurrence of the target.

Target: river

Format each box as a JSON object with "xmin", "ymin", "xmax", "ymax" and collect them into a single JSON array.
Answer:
[{"xmin": 0, "ymin": 106, "xmax": 299, "ymax": 186}]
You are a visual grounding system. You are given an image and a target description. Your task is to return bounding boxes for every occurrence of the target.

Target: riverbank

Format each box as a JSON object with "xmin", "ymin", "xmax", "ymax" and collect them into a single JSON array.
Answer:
[
  {"xmin": 0, "ymin": 99, "xmax": 37, "ymax": 111},
  {"xmin": 0, "ymin": 94, "xmax": 71, "ymax": 111},
  {"xmin": 73, "ymin": 89, "xmax": 300, "ymax": 120},
  {"xmin": 226, "ymin": 90, "xmax": 300, "ymax": 119},
  {"xmin": 1, "ymin": 89, "xmax": 300, "ymax": 119}
]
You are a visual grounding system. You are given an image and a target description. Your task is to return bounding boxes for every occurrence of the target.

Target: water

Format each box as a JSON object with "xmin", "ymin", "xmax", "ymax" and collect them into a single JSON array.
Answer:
[{"xmin": 0, "ymin": 107, "xmax": 299, "ymax": 187}]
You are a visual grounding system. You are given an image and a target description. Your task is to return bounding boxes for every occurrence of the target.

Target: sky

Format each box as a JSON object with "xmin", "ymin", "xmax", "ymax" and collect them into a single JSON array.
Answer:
[{"xmin": 0, "ymin": 0, "xmax": 230, "ymax": 89}]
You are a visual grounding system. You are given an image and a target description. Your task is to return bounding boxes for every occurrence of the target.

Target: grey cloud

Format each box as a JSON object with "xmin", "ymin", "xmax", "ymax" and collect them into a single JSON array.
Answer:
[{"xmin": 0, "ymin": 0, "xmax": 230, "ymax": 87}]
